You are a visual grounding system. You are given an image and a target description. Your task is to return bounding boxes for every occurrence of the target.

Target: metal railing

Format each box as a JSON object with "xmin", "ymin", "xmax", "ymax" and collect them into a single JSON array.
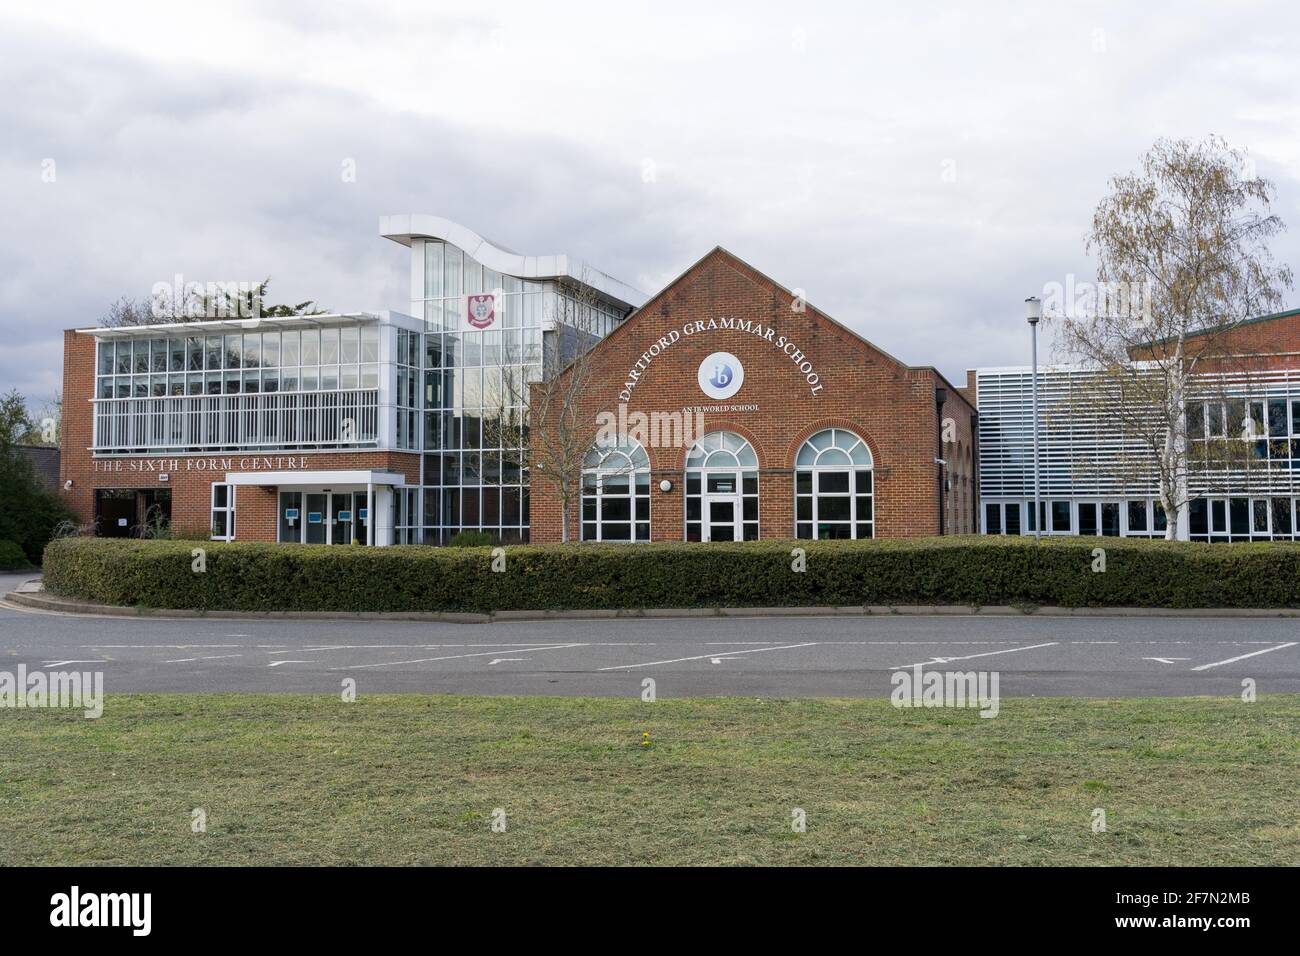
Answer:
[{"xmin": 92, "ymin": 389, "xmax": 380, "ymax": 453}]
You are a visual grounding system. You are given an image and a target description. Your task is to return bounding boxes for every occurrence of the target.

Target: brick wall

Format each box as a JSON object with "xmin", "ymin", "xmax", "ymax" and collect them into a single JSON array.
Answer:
[
  {"xmin": 60, "ymin": 330, "xmax": 419, "ymax": 541},
  {"xmin": 529, "ymin": 248, "xmax": 976, "ymax": 542}
]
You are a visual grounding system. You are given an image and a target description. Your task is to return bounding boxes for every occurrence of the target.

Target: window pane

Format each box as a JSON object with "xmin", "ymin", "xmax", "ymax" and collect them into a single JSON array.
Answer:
[
  {"xmin": 1269, "ymin": 399, "xmax": 1288, "ymax": 437},
  {"xmin": 985, "ymin": 503, "xmax": 1001, "ymax": 534},
  {"xmin": 1253, "ymin": 499, "xmax": 1269, "ymax": 533},
  {"xmin": 1078, "ymin": 503, "xmax": 1097, "ymax": 536},
  {"xmin": 820, "ymin": 496, "xmax": 851, "ymax": 521},
  {"xmin": 818, "ymin": 471, "xmax": 850, "ymax": 493},
  {"xmin": 1229, "ymin": 498, "xmax": 1248, "ymax": 535},
  {"xmin": 1271, "ymin": 498, "xmax": 1293, "ymax": 535}
]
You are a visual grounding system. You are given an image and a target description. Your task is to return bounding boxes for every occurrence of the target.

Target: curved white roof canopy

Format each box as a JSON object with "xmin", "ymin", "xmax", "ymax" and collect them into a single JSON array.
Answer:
[{"xmin": 380, "ymin": 214, "xmax": 647, "ymax": 310}]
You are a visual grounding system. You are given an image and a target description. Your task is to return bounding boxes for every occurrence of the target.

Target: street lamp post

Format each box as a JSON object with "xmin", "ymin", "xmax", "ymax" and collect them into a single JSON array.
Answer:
[{"xmin": 1025, "ymin": 296, "xmax": 1043, "ymax": 540}]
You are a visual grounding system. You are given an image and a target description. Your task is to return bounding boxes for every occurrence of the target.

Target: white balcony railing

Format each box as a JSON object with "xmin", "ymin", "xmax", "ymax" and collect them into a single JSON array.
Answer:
[{"xmin": 92, "ymin": 389, "xmax": 380, "ymax": 453}]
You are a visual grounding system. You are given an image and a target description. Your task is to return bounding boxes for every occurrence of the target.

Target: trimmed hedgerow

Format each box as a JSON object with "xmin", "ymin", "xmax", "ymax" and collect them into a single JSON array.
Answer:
[{"xmin": 39, "ymin": 535, "xmax": 1300, "ymax": 613}]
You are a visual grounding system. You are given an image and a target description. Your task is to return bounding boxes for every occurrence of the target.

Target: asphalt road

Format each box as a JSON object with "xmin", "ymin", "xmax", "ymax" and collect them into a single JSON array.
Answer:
[{"xmin": 2, "ymin": 589, "xmax": 1298, "ymax": 697}]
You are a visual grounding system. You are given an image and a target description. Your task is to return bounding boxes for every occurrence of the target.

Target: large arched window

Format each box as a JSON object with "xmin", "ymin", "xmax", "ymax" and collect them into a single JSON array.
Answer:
[
  {"xmin": 581, "ymin": 438, "xmax": 650, "ymax": 541},
  {"xmin": 795, "ymin": 429, "xmax": 873, "ymax": 539},
  {"xmin": 685, "ymin": 431, "xmax": 758, "ymax": 541}
]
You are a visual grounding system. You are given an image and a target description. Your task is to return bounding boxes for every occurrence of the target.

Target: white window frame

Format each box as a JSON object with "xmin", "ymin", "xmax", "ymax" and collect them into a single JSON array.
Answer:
[
  {"xmin": 684, "ymin": 431, "xmax": 759, "ymax": 542},
  {"xmin": 581, "ymin": 441, "xmax": 651, "ymax": 542},
  {"xmin": 211, "ymin": 482, "xmax": 236, "ymax": 541},
  {"xmin": 794, "ymin": 428, "xmax": 874, "ymax": 540}
]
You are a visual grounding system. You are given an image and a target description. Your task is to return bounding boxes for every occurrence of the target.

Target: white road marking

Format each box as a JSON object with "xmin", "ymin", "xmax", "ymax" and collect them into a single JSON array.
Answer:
[
  {"xmin": 487, "ymin": 658, "xmax": 528, "ymax": 665},
  {"xmin": 342, "ymin": 644, "xmax": 585, "ymax": 670},
  {"xmin": 267, "ymin": 660, "xmax": 315, "ymax": 667},
  {"xmin": 85, "ymin": 644, "xmax": 247, "ymax": 649},
  {"xmin": 1190, "ymin": 642, "xmax": 1299, "ymax": 671},
  {"xmin": 1143, "ymin": 657, "xmax": 1190, "ymax": 664},
  {"xmin": 890, "ymin": 642, "xmax": 1058, "ymax": 670},
  {"xmin": 41, "ymin": 660, "xmax": 108, "ymax": 667},
  {"xmin": 599, "ymin": 643, "xmax": 818, "ymax": 671},
  {"xmin": 280, "ymin": 642, "xmax": 651, "ymax": 654}
]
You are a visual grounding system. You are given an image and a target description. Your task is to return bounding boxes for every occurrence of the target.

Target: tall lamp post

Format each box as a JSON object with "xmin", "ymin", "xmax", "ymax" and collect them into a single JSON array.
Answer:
[{"xmin": 1025, "ymin": 296, "xmax": 1043, "ymax": 540}]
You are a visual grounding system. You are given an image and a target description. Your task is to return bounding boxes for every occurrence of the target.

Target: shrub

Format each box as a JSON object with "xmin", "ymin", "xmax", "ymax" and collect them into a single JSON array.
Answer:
[
  {"xmin": 0, "ymin": 539, "xmax": 28, "ymax": 571},
  {"xmin": 40, "ymin": 535, "xmax": 1300, "ymax": 613},
  {"xmin": 447, "ymin": 530, "xmax": 497, "ymax": 548}
]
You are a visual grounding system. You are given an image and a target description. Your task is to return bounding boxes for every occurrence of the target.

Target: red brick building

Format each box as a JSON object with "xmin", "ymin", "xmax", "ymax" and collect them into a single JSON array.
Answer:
[
  {"xmin": 60, "ymin": 313, "xmax": 425, "ymax": 545},
  {"xmin": 528, "ymin": 248, "xmax": 977, "ymax": 543}
]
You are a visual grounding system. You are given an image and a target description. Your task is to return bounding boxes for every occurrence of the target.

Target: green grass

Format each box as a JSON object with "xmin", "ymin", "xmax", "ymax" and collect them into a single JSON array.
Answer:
[{"xmin": 2, "ymin": 694, "xmax": 1298, "ymax": 865}]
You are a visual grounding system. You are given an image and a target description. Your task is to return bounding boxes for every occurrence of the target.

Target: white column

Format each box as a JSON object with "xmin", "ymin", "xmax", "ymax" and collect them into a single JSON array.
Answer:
[{"xmin": 366, "ymin": 482, "xmax": 374, "ymax": 546}]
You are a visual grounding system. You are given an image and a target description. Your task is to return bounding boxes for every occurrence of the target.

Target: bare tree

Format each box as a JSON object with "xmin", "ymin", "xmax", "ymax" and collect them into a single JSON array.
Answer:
[
  {"xmin": 1053, "ymin": 136, "xmax": 1292, "ymax": 539},
  {"xmin": 523, "ymin": 273, "xmax": 610, "ymax": 543}
]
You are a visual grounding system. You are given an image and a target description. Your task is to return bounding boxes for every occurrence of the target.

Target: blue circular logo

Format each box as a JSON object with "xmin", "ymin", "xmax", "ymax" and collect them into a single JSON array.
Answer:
[{"xmin": 698, "ymin": 351, "xmax": 744, "ymax": 400}]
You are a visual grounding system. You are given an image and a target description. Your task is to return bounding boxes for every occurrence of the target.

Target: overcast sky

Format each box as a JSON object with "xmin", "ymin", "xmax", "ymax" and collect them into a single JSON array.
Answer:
[{"xmin": 3, "ymin": 0, "xmax": 1298, "ymax": 406}]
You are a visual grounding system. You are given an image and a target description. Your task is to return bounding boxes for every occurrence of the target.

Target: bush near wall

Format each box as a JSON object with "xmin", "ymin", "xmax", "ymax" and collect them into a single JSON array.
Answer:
[
  {"xmin": 0, "ymin": 539, "xmax": 29, "ymax": 571},
  {"xmin": 40, "ymin": 536, "xmax": 1300, "ymax": 613}
]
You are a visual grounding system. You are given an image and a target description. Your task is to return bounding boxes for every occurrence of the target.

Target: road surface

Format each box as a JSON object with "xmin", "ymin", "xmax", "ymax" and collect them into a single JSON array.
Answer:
[{"xmin": 1, "ymin": 591, "xmax": 1297, "ymax": 697}]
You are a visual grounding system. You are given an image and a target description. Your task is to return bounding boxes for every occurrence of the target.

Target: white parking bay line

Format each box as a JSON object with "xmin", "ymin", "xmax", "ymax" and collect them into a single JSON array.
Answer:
[
  {"xmin": 890, "ymin": 641, "xmax": 1059, "ymax": 670},
  {"xmin": 340, "ymin": 643, "xmax": 586, "ymax": 670},
  {"xmin": 599, "ymin": 642, "xmax": 818, "ymax": 671},
  {"xmin": 1190, "ymin": 642, "xmax": 1298, "ymax": 672}
]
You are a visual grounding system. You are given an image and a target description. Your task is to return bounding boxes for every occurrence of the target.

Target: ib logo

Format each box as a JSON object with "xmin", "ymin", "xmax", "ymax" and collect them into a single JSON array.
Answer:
[{"xmin": 698, "ymin": 351, "xmax": 744, "ymax": 400}]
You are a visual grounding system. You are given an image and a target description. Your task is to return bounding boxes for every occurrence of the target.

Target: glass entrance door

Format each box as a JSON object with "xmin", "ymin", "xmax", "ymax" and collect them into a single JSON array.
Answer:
[
  {"xmin": 331, "ymin": 493, "xmax": 354, "ymax": 545},
  {"xmin": 702, "ymin": 473, "xmax": 741, "ymax": 542},
  {"xmin": 703, "ymin": 496, "xmax": 739, "ymax": 541},
  {"xmin": 305, "ymin": 493, "xmax": 327, "ymax": 543}
]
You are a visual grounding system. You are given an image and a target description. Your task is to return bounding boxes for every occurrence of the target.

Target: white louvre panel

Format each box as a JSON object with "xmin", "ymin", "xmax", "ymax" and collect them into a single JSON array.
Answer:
[
  {"xmin": 977, "ymin": 366, "xmax": 1300, "ymax": 499},
  {"xmin": 92, "ymin": 389, "xmax": 380, "ymax": 454}
]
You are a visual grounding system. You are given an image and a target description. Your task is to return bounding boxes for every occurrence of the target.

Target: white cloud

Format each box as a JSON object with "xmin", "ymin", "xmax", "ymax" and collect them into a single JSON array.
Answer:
[{"xmin": 1, "ymin": 0, "xmax": 1298, "ymax": 402}]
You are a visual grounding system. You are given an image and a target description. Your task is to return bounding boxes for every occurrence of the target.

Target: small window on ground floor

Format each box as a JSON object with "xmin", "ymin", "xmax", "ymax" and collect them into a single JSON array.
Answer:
[{"xmin": 211, "ymin": 483, "xmax": 236, "ymax": 540}]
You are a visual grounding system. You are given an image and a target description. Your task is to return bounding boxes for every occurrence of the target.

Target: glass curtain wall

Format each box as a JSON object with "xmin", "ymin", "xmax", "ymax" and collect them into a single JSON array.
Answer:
[{"xmin": 416, "ymin": 239, "xmax": 627, "ymax": 544}]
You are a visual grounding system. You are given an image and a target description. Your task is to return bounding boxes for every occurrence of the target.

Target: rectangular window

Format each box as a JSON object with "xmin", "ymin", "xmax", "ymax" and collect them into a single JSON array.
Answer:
[
  {"xmin": 1051, "ymin": 500, "xmax": 1071, "ymax": 533},
  {"xmin": 1127, "ymin": 501, "xmax": 1147, "ymax": 533},
  {"xmin": 985, "ymin": 503, "xmax": 1001, "ymax": 535},
  {"xmin": 1207, "ymin": 403, "xmax": 1225, "ymax": 438},
  {"xmin": 211, "ymin": 483, "xmax": 236, "ymax": 540},
  {"xmin": 1252, "ymin": 498, "xmax": 1270, "ymax": 535},
  {"xmin": 1229, "ymin": 498, "xmax": 1249, "ymax": 536},
  {"xmin": 1100, "ymin": 502, "xmax": 1120, "ymax": 536},
  {"xmin": 1077, "ymin": 502, "xmax": 1097, "ymax": 536},
  {"xmin": 1272, "ymin": 498, "xmax": 1293, "ymax": 537},
  {"xmin": 1268, "ymin": 399, "xmax": 1288, "ymax": 437},
  {"xmin": 1004, "ymin": 503, "xmax": 1021, "ymax": 535}
]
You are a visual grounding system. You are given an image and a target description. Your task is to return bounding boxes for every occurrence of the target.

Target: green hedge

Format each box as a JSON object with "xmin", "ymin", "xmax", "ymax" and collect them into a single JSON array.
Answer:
[
  {"xmin": 39, "ymin": 535, "xmax": 1300, "ymax": 613},
  {"xmin": 0, "ymin": 539, "xmax": 28, "ymax": 571}
]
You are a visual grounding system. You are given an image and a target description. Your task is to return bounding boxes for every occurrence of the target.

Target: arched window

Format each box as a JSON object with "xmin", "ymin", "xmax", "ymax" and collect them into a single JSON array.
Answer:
[
  {"xmin": 685, "ymin": 431, "xmax": 758, "ymax": 541},
  {"xmin": 795, "ymin": 429, "xmax": 873, "ymax": 539},
  {"xmin": 581, "ymin": 438, "xmax": 650, "ymax": 541}
]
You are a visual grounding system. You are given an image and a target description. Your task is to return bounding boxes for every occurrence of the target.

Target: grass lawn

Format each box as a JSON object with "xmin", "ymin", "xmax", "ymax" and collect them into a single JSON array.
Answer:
[{"xmin": 2, "ymin": 693, "xmax": 1298, "ymax": 866}]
